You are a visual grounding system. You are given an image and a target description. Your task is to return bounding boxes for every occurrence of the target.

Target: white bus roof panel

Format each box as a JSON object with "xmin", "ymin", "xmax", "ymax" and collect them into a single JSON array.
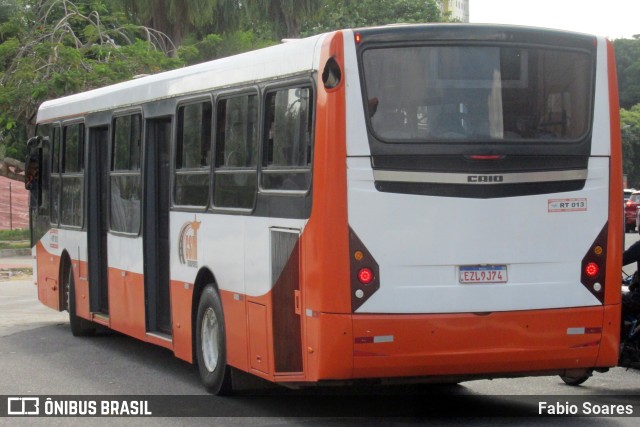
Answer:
[{"xmin": 37, "ymin": 33, "xmax": 326, "ymax": 123}]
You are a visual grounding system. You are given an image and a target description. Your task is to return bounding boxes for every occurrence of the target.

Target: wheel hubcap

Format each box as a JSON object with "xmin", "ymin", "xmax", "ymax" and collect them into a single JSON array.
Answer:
[
  {"xmin": 201, "ymin": 307, "xmax": 219, "ymax": 372},
  {"xmin": 65, "ymin": 269, "xmax": 71, "ymax": 311}
]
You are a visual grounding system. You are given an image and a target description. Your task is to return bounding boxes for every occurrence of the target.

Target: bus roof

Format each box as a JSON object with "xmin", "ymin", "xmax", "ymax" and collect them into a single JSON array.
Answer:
[{"xmin": 36, "ymin": 33, "xmax": 326, "ymax": 123}]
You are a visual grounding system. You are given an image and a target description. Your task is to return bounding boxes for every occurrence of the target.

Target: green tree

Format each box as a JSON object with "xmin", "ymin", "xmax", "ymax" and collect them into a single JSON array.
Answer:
[
  {"xmin": 614, "ymin": 36, "xmax": 640, "ymax": 109},
  {"xmin": 301, "ymin": 0, "xmax": 444, "ymax": 36},
  {"xmin": 621, "ymin": 104, "xmax": 640, "ymax": 187},
  {"xmin": 244, "ymin": 0, "xmax": 320, "ymax": 39},
  {"xmin": 0, "ymin": 0, "xmax": 182, "ymax": 167},
  {"xmin": 116, "ymin": 0, "xmax": 243, "ymax": 46},
  {"xmin": 110, "ymin": 0, "xmax": 447, "ymax": 65},
  {"xmin": 0, "ymin": 0, "xmax": 16, "ymax": 23},
  {"xmin": 241, "ymin": 0, "xmax": 444, "ymax": 41},
  {"xmin": 177, "ymin": 30, "xmax": 275, "ymax": 65}
]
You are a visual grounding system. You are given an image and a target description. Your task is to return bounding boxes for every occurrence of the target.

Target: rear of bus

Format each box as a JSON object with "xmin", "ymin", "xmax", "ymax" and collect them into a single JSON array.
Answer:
[{"xmin": 342, "ymin": 25, "xmax": 622, "ymax": 381}]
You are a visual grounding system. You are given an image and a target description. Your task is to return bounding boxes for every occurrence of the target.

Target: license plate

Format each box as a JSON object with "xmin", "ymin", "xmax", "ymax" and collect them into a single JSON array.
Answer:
[{"xmin": 459, "ymin": 265, "xmax": 508, "ymax": 284}]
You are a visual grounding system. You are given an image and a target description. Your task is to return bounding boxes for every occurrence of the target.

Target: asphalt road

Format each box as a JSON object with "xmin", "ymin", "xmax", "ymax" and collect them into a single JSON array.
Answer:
[{"xmin": 1, "ymin": 235, "xmax": 640, "ymax": 425}]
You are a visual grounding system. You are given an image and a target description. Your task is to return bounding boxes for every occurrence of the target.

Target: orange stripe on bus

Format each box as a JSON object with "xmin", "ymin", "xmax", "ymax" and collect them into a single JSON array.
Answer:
[
  {"xmin": 605, "ymin": 38, "xmax": 623, "ymax": 307},
  {"xmin": 596, "ymin": 39, "xmax": 623, "ymax": 367},
  {"xmin": 300, "ymin": 30, "xmax": 350, "ymax": 314},
  {"xmin": 35, "ymin": 242, "xmax": 61, "ymax": 311},
  {"xmin": 299, "ymin": 30, "xmax": 353, "ymax": 381}
]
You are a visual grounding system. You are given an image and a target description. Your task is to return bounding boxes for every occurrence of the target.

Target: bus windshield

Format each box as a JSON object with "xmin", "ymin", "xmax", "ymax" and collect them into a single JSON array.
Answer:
[{"xmin": 362, "ymin": 45, "xmax": 593, "ymax": 142}]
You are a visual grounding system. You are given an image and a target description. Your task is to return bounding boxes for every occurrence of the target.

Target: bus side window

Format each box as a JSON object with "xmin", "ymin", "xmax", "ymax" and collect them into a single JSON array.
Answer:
[
  {"xmin": 60, "ymin": 123, "xmax": 84, "ymax": 228},
  {"xmin": 111, "ymin": 114, "xmax": 142, "ymax": 234},
  {"xmin": 213, "ymin": 93, "xmax": 258, "ymax": 210},
  {"xmin": 50, "ymin": 126, "xmax": 61, "ymax": 226},
  {"xmin": 175, "ymin": 101, "xmax": 212, "ymax": 208},
  {"xmin": 261, "ymin": 86, "xmax": 313, "ymax": 192}
]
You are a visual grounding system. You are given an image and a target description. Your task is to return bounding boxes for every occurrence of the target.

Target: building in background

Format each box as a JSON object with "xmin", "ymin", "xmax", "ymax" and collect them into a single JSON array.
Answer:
[
  {"xmin": 0, "ymin": 176, "xmax": 28, "ymax": 230},
  {"xmin": 440, "ymin": 0, "xmax": 469, "ymax": 22}
]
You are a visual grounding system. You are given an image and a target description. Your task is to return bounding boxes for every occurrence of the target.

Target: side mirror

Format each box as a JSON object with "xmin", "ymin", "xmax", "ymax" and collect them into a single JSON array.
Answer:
[
  {"xmin": 25, "ymin": 153, "xmax": 39, "ymax": 190},
  {"xmin": 24, "ymin": 137, "xmax": 44, "ymax": 209},
  {"xmin": 25, "ymin": 136, "xmax": 42, "ymax": 191}
]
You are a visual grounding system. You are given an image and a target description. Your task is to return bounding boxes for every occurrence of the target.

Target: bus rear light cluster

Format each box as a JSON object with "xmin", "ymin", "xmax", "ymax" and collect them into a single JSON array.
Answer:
[
  {"xmin": 349, "ymin": 228, "xmax": 380, "ymax": 312},
  {"xmin": 580, "ymin": 225, "xmax": 608, "ymax": 303}
]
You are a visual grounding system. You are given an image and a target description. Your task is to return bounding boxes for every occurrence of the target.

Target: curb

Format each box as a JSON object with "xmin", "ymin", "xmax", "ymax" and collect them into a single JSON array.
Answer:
[
  {"xmin": 0, "ymin": 248, "xmax": 31, "ymax": 257},
  {"xmin": 0, "ymin": 269, "xmax": 32, "ymax": 280}
]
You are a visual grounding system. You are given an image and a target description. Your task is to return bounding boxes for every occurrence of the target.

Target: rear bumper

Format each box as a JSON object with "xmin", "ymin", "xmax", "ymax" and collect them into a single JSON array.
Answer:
[{"xmin": 307, "ymin": 305, "xmax": 619, "ymax": 382}]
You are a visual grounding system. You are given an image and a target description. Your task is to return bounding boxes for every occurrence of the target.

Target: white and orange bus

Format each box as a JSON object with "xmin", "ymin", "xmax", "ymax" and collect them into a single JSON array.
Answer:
[{"xmin": 25, "ymin": 24, "xmax": 623, "ymax": 393}]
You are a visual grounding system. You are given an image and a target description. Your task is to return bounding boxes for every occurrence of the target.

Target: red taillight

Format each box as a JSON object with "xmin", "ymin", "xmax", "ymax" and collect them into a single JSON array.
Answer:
[
  {"xmin": 358, "ymin": 267, "xmax": 374, "ymax": 284},
  {"xmin": 585, "ymin": 262, "xmax": 600, "ymax": 278},
  {"xmin": 468, "ymin": 155, "xmax": 504, "ymax": 161},
  {"xmin": 355, "ymin": 32, "xmax": 362, "ymax": 44}
]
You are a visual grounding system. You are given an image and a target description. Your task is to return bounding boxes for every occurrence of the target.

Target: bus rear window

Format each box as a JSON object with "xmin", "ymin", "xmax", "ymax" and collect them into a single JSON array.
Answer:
[{"xmin": 362, "ymin": 45, "xmax": 593, "ymax": 142}]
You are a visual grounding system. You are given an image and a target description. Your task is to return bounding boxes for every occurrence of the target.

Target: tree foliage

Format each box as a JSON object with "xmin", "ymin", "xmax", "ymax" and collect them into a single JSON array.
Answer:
[
  {"xmin": 0, "ymin": 0, "xmax": 448, "ymax": 179},
  {"xmin": 614, "ymin": 36, "xmax": 640, "ymax": 110},
  {"xmin": 0, "ymin": 0, "xmax": 182, "ymax": 163},
  {"xmin": 613, "ymin": 37, "xmax": 640, "ymax": 186},
  {"xmin": 244, "ymin": 0, "xmax": 321, "ymax": 39},
  {"xmin": 115, "ymin": 0, "xmax": 244, "ymax": 46},
  {"xmin": 301, "ymin": 0, "xmax": 444, "ymax": 36},
  {"xmin": 622, "ymin": 105, "xmax": 640, "ymax": 188}
]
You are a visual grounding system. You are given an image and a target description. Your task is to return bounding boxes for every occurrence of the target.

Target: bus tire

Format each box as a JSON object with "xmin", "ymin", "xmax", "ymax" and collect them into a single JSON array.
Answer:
[
  {"xmin": 64, "ymin": 264, "xmax": 96, "ymax": 337},
  {"xmin": 196, "ymin": 285, "xmax": 233, "ymax": 395},
  {"xmin": 559, "ymin": 370, "xmax": 591, "ymax": 386}
]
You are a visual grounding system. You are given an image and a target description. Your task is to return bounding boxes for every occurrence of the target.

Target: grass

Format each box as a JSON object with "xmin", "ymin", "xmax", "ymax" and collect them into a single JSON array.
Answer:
[
  {"xmin": 0, "ymin": 240, "xmax": 29, "ymax": 250},
  {"xmin": 0, "ymin": 228, "xmax": 30, "ymax": 250},
  {"xmin": 0, "ymin": 228, "xmax": 29, "ymax": 241}
]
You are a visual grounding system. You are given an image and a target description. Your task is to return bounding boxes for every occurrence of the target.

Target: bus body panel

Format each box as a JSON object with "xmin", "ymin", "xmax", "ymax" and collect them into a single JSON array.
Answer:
[
  {"xmin": 35, "ymin": 229, "xmax": 86, "ymax": 311},
  {"xmin": 35, "ymin": 241, "xmax": 60, "ymax": 311},
  {"xmin": 169, "ymin": 278, "xmax": 195, "ymax": 362},
  {"xmin": 603, "ymin": 39, "xmax": 624, "ymax": 308},
  {"xmin": 590, "ymin": 37, "xmax": 614, "ymax": 157},
  {"xmin": 299, "ymin": 30, "xmax": 352, "ymax": 317},
  {"xmin": 278, "ymin": 307, "xmax": 617, "ymax": 382},
  {"xmin": 349, "ymin": 307, "xmax": 604, "ymax": 378},
  {"xmin": 108, "ymin": 267, "xmax": 146, "ymax": 340},
  {"xmin": 27, "ymin": 25, "xmax": 623, "ymax": 389},
  {"xmin": 347, "ymin": 156, "xmax": 608, "ymax": 313},
  {"xmin": 170, "ymin": 212, "xmax": 307, "ymax": 297},
  {"xmin": 344, "ymin": 30, "xmax": 371, "ymax": 157}
]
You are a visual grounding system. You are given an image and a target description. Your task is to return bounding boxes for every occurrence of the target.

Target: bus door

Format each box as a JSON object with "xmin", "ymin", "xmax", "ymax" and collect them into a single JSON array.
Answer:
[
  {"xmin": 143, "ymin": 117, "xmax": 172, "ymax": 335},
  {"xmin": 87, "ymin": 126, "xmax": 109, "ymax": 315}
]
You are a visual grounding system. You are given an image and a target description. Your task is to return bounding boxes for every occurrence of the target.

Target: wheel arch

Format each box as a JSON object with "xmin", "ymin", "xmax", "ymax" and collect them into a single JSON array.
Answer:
[{"xmin": 58, "ymin": 249, "xmax": 72, "ymax": 311}]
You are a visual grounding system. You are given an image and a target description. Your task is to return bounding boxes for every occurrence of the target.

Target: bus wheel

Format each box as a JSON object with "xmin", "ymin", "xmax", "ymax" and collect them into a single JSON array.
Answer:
[
  {"xmin": 196, "ymin": 285, "xmax": 233, "ymax": 395},
  {"xmin": 560, "ymin": 370, "xmax": 592, "ymax": 386},
  {"xmin": 64, "ymin": 265, "xmax": 96, "ymax": 337}
]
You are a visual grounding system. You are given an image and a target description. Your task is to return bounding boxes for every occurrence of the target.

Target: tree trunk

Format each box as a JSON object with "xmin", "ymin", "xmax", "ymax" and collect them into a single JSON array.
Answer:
[{"xmin": 0, "ymin": 158, "xmax": 25, "ymax": 181}]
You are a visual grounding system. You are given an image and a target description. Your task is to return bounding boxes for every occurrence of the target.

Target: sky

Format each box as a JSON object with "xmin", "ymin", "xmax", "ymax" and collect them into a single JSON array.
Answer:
[{"xmin": 470, "ymin": 0, "xmax": 639, "ymax": 39}]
